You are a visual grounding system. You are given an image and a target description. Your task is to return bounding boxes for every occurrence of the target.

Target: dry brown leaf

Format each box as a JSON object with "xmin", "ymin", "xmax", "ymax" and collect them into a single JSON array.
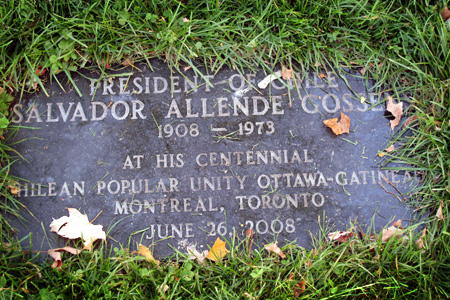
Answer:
[
  {"xmin": 393, "ymin": 219, "xmax": 402, "ymax": 228},
  {"xmin": 183, "ymin": 17, "xmax": 190, "ymax": 22},
  {"xmin": 49, "ymin": 208, "xmax": 106, "ymax": 251},
  {"xmin": 319, "ymin": 73, "xmax": 326, "ymax": 78},
  {"xmin": 415, "ymin": 228, "xmax": 427, "ymax": 249},
  {"xmin": 293, "ymin": 280, "xmax": 306, "ymax": 298},
  {"xmin": 7, "ymin": 185, "xmax": 19, "ymax": 195},
  {"xmin": 186, "ymin": 245, "xmax": 208, "ymax": 264},
  {"xmin": 138, "ymin": 244, "xmax": 160, "ymax": 266},
  {"xmin": 48, "ymin": 246, "xmax": 83, "ymax": 269},
  {"xmin": 404, "ymin": 114, "xmax": 418, "ymax": 128},
  {"xmin": 123, "ymin": 58, "xmax": 134, "ymax": 67},
  {"xmin": 442, "ymin": 6, "xmax": 450, "ymax": 21},
  {"xmin": 381, "ymin": 226, "xmax": 404, "ymax": 242},
  {"xmin": 386, "ymin": 145, "xmax": 395, "ymax": 152},
  {"xmin": 328, "ymin": 230, "xmax": 353, "ymax": 243},
  {"xmin": 323, "ymin": 112, "xmax": 351, "ymax": 135},
  {"xmin": 287, "ymin": 272, "xmax": 295, "ymax": 281},
  {"xmin": 282, "ymin": 66, "xmax": 293, "ymax": 80},
  {"xmin": 158, "ymin": 284, "xmax": 169, "ymax": 294},
  {"xmin": 386, "ymin": 96, "xmax": 403, "ymax": 130},
  {"xmin": 206, "ymin": 237, "xmax": 229, "ymax": 262},
  {"xmin": 0, "ymin": 87, "xmax": 3, "ymax": 94},
  {"xmin": 264, "ymin": 241, "xmax": 286, "ymax": 258},
  {"xmin": 436, "ymin": 202, "xmax": 444, "ymax": 220}
]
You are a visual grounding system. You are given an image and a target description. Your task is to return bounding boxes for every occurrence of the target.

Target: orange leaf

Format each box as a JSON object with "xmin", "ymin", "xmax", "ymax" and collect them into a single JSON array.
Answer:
[
  {"xmin": 323, "ymin": 112, "xmax": 350, "ymax": 135},
  {"xmin": 264, "ymin": 241, "xmax": 286, "ymax": 258},
  {"xmin": 206, "ymin": 238, "xmax": 229, "ymax": 262},
  {"xmin": 386, "ymin": 96, "xmax": 403, "ymax": 130},
  {"xmin": 392, "ymin": 219, "xmax": 402, "ymax": 228},
  {"xmin": 294, "ymin": 280, "xmax": 306, "ymax": 298}
]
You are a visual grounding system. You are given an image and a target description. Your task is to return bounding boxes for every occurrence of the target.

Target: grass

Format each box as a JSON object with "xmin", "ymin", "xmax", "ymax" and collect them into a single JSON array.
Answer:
[{"xmin": 1, "ymin": 0, "xmax": 450, "ymax": 298}]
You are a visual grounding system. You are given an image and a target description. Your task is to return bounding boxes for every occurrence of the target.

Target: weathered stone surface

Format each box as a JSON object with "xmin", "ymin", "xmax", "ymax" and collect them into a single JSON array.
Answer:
[{"xmin": 8, "ymin": 60, "xmax": 415, "ymax": 257}]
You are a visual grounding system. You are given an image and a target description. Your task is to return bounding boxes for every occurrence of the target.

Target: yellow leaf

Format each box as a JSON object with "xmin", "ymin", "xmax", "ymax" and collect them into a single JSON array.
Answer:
[
  {"xmin": 378, "ymin": 152, "xmax": 386, "ymax": 157},
  {"xmin": 264, "ymin": 241, "xmax": 286, "ymax": 258},
  {"xmin": 138, "ymin": 244, "xmax": 159, "ymax": 266},
  {"xmin": 323, "ymin": 112, "xmax": 351, "ymax": 135},
  {"xmin": 206, "ymin": 238, "xmax": 229, "ymax": 262}
]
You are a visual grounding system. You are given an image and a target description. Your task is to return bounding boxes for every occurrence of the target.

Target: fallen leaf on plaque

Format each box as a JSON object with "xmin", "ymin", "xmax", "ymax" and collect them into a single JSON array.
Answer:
[
  {"xmin": 415, "ymin": 228, "xmax": 427, "ymax": 249},
  {"xmin": 48, "ymin": 246, "xmax": 83, "ymax": 269},
  {"xmin": 49, "ymin": 208, "xmax": 106, "ymax": 251},
  {"xmin": 138, "ymin": 244, "xmax": 160, "ymax": 266},
  {"xmin": 378, "ymin": 152, "xmax": 386, "ymax": 158},
  {"xmin": 392, "ymin": 219, "xmax": 403, "ymax": 228},
  {"xmin": 206, "ymin": 238, "xmax": 229, "ymax": 262},
  {"xmin": 436, "ymin": 202, "xmax": 444, "ymax": 220},
  {"xmin": 386, "ymin": 145, "xmax": 395, "ymax": 152},
  {"xmin": 386, "ymin": 96, "xmax": 403, "ymax": 130},
  {"xmin": 282, "ymin": 66, "xmax": 293, "ymax": 80},
  {"xmin": 327, "ymin": 230, "xmax": 354, "ymax": 243},
  {"xmin": 257, "ymin": 70, "xmax": 282, "ymax": 89},
  {"xmin": 186, "ymin": 245, "xmax": 208, "ymax": 264},
  {"xmin": 323, "ymin": 112, "xmax": 351, "ymax": 135},
  {"xmin": 264, "ymin": 241, "xmax": 286, "ymax": 258},
  {"xmin": 7, "ymin": 185, "xmax": 19, "ymax": 195},
  {"xmin": 319, "ymin": 72, "xmax": 326, "ymax": 78}
]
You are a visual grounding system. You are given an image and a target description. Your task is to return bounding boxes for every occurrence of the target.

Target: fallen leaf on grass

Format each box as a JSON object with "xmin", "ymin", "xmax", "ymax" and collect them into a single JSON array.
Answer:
[
  {"xmin": 319, "ymin": 73, "xmax": 326, "ymax": 78},
  {"xmin": 381, "ymin": 221, "xmax": 404, "ymax": 242},
  {"xmin": 243, "ymin": 292, "xmax": 256, "ymax": 300},
  {"xmin": 293, "ymin": 280, "xmax": 306, "ymax": 298},
  {"xmin": 264, "ymin": 241, "xmax": 286, "ymax": 258},
  {"xmin": 206, "ymin": 238, "xmax": 229, "ymax": 262},
  {"xmin": 48, "ymin": 246, "xmax": 83, "ymax": 269},
  {"xmin": 186, "ymin": 245, "xmax": 208, "ymax": 264},
  {"xmin": 404, "ymin": 114, "xmax": 418, "ymax": 128},
  {"xmin": 386, "ymin": 96, "xmax": 403, "ymax": 130},
  {"xmin": 158, "ymin": 284, "xmax": 169, "ymax": 295},
  {"xmin": 138, "ymin": 244, "xmax": 160, "ymax": 266},
  {"xmin": 282, "ymin": 66, "xmax": 293, "ymax": 80},
  {"xmin": 183, "ymin": 17, "xmax": 190, "ymax": 22},
  {"xmin": 436, "ymin": 202, "xmax": 444, "ymax": 220},
  {"xmin": 323, "ymin": 112, "xmax": 350, "ymax": 135},
  {"xmin": 415, "ymin": 228, "xmax": 427, "ymax": 249},
  {"xmin": 49, "ymin": 208, "xmax": 106, "ymax": 251},
  {"xmin": 442, "ymin": 7, "xmax": 450, "ymax": 21},
  {"xmin": 328, "ymin": 230, "xmax": 353, "ymax": 243}
]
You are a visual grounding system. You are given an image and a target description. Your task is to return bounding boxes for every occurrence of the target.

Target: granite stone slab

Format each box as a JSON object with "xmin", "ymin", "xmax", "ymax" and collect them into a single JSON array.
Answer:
[{"xmin": 7, "ymin": 60, "xmax": 416, "ymax": 257}]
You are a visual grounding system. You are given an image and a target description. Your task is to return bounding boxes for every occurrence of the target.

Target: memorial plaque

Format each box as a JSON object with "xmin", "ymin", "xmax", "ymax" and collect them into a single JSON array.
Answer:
[{"xmin": 8, "ymin": 60, "xmax": 416, "ymax": 257}]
